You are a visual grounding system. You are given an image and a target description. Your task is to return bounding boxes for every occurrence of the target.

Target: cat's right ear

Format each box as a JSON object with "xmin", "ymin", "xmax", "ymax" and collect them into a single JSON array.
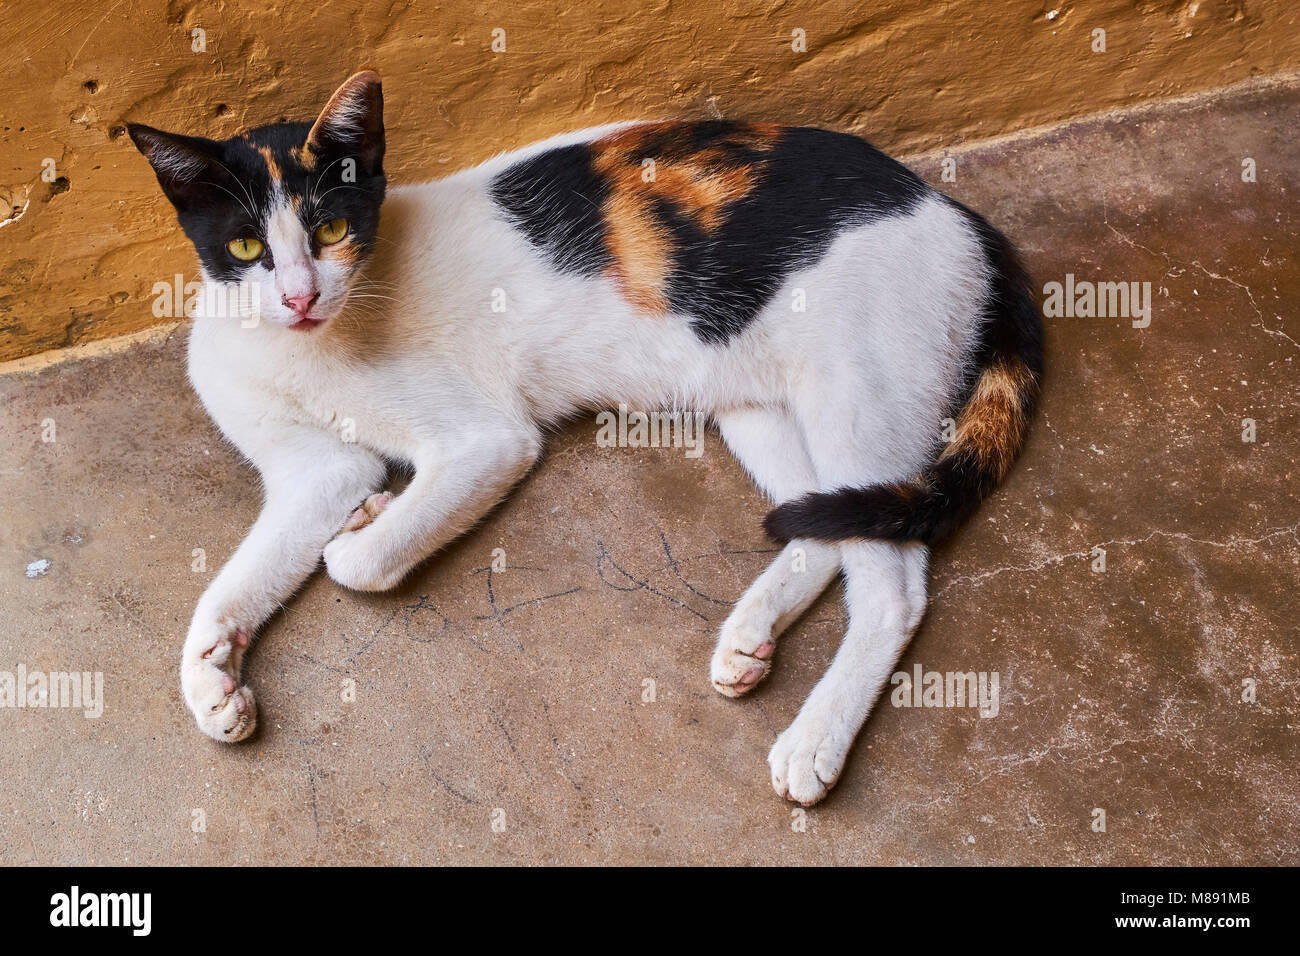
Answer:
[{"xmin": 126, "ymin": 123, "xmax": 224, "ymax": 211}]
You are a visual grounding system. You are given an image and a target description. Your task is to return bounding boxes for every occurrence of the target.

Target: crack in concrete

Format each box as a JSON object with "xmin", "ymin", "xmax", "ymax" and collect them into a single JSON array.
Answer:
[
  {"xmin": 935, "ymin": 520, "xmax": 1300, "ymax": 598},
  {"xmin": 1189, "ymin": 259, "xmax": 1299, "ymax": 352},
  {"xmin": 1100, "ymin": 210, "xmax": 1296, "ymax": 352},
  {"xmin": 1101, "ymin": 214, "xmax": 1185, "ymax": 287}
]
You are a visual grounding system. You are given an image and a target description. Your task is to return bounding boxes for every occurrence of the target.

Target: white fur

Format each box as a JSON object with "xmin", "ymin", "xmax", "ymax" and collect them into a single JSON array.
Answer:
[
  {"xmin": 183, "ymin": 126, "xmax": 990, "ymax": 805},
  {"xmin": 141, "ymin": 140, "xmax": 209, "ymax": 181}
]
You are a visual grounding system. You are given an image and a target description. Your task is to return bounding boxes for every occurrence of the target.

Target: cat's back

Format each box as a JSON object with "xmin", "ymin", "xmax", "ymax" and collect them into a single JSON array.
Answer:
[{"xmin": 484, "ymin": 119, "xmax": 946, "ymax": 343}]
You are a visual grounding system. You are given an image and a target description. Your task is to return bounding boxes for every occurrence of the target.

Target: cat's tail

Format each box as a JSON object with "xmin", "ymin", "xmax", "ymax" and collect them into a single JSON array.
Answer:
[{"xmin": 763, "ymin": 201, "xmax": 1043, "ymax": 545}]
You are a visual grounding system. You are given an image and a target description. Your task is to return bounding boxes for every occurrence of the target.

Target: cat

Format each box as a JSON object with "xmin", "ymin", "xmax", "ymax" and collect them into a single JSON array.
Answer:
[{"xmin": 127, "ymin": 70, "xmax": 1042, "ymax": 806}]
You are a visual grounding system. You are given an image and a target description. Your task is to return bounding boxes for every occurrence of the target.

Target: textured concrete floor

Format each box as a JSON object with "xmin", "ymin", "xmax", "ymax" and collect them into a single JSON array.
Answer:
[{"xmin": 1, "ymin": 80, "xmax": 1296, "ymax": 865}]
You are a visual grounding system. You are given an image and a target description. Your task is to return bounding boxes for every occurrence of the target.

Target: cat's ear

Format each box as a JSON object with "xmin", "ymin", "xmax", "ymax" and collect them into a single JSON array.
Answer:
[
  {"xmin": 126, "ymin": 124, "xmax": 225, "ymax": 211},
  {"xmin": 305, "ymin": 70, "xmax": 385, "ymax": 176}
]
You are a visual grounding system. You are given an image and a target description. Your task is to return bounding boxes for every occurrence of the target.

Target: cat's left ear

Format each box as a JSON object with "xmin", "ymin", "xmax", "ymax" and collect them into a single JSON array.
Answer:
[{"xmin": 305, "ymin": 70, "xmax": 385, "ymax": 176}]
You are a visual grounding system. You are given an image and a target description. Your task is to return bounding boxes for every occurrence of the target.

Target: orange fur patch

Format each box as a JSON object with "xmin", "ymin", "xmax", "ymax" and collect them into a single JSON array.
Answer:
[
  {"xmin": 944, "ymin": 357, "xmax": 1037, "ymax": 478},
  {"xmin": 291, "ymin": 144, "xmax": 317, "ymax": 171},
  {"xmin": 321, "ymin": 239, "xmax": 363, "ymax": 268},
  {"xmin": 589, "ymin": 122, "xmax": 781, "ymax": 314},
  {"xmin": 256, "ymin": 146, "xmax": 282, "ymax": 182},
  {"xmin": 600, "ymin": 190, "xmax": 673, "ymax": 313}
]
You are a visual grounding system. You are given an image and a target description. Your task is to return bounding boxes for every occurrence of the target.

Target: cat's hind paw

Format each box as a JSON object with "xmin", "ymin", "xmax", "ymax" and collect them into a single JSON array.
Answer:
[
  {"xmin": 768, "ymin": 710, "xmax": 852, "ymax": 806},
  {"xmin": 709, "ymin": 616, "xmax": 775, "ymax": 698},
  {"xmin": 182, "ymin": 627, "xmax": 257, "ymax": 742}
]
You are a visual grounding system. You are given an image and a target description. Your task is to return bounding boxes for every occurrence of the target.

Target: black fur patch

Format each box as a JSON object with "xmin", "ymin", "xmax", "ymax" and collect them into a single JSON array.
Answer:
[{"xmin": 489, "ymin": 143, "xmax": 613, "ymax": 277}]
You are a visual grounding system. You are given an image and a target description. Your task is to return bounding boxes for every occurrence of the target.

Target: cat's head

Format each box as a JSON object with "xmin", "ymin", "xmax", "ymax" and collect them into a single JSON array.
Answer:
[{"xmin": 128, "ymin": 71, "xmax": 386, "ymax": 332}]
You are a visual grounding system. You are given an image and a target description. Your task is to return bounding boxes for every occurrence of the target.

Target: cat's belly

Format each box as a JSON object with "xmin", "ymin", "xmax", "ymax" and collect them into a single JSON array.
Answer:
[{"xmin": 501, "ymin": 286, "xmax": 792, "ymax": 425}]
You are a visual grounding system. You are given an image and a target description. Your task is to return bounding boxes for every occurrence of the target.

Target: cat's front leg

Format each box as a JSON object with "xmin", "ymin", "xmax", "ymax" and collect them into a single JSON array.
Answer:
[
  {"xmin": 183, "ymin": 437, "xmax": 385, "ymax": 741},
  {"xmin": 324, "ymin": 426, "xmax": 541, "ymax": 591}
]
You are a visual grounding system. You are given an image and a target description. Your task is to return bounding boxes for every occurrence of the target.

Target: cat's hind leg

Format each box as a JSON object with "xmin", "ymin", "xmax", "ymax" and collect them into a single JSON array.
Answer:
[
  {"xmin": 768, "ymin": 539, "xmax": 928, "ymax": 804},
  {"xmin": 765, "ymin": 392, "xmax": 933, "ymax": 802},
  {"xmin": 711, "ymin": 540, "xmax": 841, "ymax": 696},
  {"xmin": 711, "ymin": 407, "xmax": 841, "ymax": 696}
]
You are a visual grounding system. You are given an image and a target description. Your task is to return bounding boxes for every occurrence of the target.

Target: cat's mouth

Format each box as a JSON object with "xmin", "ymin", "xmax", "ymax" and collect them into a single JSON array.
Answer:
[{"xmin": 289, "ymin": 317, "xmax": 326, "ymax": 332}]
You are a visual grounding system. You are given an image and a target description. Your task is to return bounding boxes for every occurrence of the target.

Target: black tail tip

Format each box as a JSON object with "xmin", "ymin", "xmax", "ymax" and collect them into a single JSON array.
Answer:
[
  {"xmin": 762, "ymin": 501, "xmax": 807, "ymax": 544},
  {"xmin": 761, "ymin": 486, "xmax": 946, "ymax": 545}
]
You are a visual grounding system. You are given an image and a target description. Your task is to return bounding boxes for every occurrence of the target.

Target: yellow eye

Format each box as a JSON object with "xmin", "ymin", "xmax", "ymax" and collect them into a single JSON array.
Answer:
[
  {"xmin": 315, "ymin": 218, "xmax": 348, "ymax": 246},
  {"xmin": 227, "ymin": 237, "xmax": 263, "ymax": 261}
]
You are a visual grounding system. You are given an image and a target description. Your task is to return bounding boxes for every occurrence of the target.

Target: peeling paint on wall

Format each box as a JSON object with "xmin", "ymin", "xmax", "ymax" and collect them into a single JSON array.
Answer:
[
  {"xmin": 1, "ymin": 184, "xmax": 32, "ymax": 230},
  {"xmin": 1, "ymin": 0, "xmax": 1298, "ymax": 361}
]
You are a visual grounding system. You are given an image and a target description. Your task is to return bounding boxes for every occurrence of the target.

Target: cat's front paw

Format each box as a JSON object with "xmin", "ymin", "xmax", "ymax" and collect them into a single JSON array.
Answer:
[
  {"xmin": 324, "ymin": 491, "xmax": 405, "ymax": 591},
  {"xmin": 181, "ymin": 625, "xmax": 256, "ymax": 742},
  {"xmin": 323, "ymin": 532, "xmax": 384, "ymax": 590}
]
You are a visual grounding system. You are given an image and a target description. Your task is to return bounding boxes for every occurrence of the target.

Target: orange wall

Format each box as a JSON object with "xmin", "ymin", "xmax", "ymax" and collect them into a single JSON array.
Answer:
[{"xmin": 2, "ymin": 0, "xmax": 1298, "ymax": 360}]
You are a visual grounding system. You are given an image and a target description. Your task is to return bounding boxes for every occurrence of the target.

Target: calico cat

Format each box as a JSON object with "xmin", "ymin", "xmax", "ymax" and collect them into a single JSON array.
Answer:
[{"xmin": 128, "ymin": 71, "xmax": 1041, "ymax": 806}]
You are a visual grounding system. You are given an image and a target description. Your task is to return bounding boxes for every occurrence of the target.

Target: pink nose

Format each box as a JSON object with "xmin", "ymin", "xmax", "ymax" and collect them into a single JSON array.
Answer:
[{"xmin": 283, "ymin": 293, "xmax": 319, "ymax": 316}]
